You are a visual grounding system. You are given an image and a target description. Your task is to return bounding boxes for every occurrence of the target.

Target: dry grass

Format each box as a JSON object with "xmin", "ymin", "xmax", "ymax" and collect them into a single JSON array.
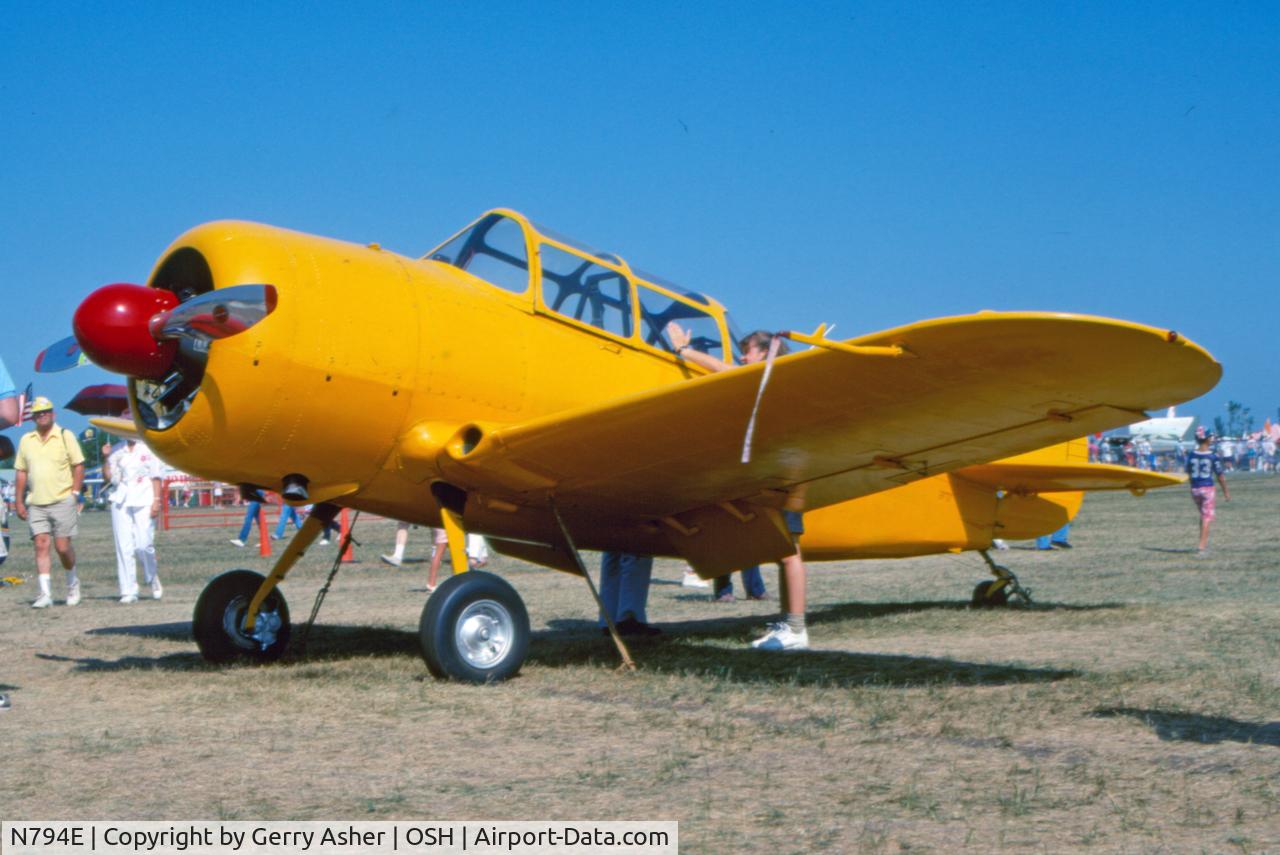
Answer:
[{"xmin": 2, "ymin": 477, "xmax": 1278, "ymax": 853}]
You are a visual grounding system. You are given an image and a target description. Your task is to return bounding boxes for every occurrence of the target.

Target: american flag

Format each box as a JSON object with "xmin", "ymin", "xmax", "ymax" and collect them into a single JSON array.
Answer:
[{"xmin": 16, "ymin": 383, "xmax": 32, "ymax": 424}]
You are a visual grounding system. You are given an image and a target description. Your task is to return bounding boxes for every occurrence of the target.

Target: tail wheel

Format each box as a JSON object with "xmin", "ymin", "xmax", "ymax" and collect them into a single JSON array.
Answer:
[
  {"xmin": 193, "ymin": 570, "xmax": 291, "ymax": 663},
  {"xmin": 419, "ymin": 571, "xmax": 529, "ymax": 683}
]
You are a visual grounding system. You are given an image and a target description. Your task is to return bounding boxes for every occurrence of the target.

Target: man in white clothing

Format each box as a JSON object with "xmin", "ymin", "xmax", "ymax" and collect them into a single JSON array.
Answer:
[{"xmin": 102, "ymin": 439, "xmax": 164, "ymax": 603}]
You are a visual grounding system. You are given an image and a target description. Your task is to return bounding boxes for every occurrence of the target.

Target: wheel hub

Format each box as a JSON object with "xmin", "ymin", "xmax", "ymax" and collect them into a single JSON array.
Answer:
[
  {"xmin": 455, "ymin": 599, "xmax": 513, "ymax": 670},
  {"xmin": 222, "ymin": 594, "xmax": 283, "ymax": 651}
]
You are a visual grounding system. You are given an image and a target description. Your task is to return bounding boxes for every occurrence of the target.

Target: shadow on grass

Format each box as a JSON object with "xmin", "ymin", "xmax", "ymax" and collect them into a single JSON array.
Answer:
[
  {"xmin": 52, "ymin": 624, "xmax": 422, "ymax": 672},
  {"xmin": 543, "ymin": 597, "xmax": 1122, "ymax": 642},
  {"xmin": 49, "ymin": 600, "xmax": 1102, "ymax": 687},
  {"xmin": 550, "ymin": 598, "xmax": 1121, "ymax": 636},
  {"xmin": 533, "ymin": 600, "xmax": 1091, "ymax": 688},
  {"xmin": 37, "ymin": 651, "xmax": 208, "ymax": 671},
  {"xmin": 1092, "ymin": 707, "xmax": 1280, "ymax": 747},
  {"xmin": 526, "ymin": 634, "xmax": 1079, "ymax": 689},
  {"xmin": 1142, "ymin": 547, "xmax": 1200, "ymax": 555},
  {"xmin": 88, "ymin": 622, "xmax": 192, "ymax": 641}
]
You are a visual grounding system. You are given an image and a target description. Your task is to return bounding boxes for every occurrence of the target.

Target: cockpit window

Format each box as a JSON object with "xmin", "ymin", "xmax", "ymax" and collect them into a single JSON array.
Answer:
[
  {"xmin": 637, "ymin": 284, "xmax": 724, "ymax": 358},
  {"xmin": 427, "ymin": 213, "xmax": 530, "ymax": 293},
  {"xmin": 635, "ymin": 268, "xmax": 710, "ymax": 307},
  {"xmin": 539, "ymin": 244, "xmax": 633, "ymax": 338}
]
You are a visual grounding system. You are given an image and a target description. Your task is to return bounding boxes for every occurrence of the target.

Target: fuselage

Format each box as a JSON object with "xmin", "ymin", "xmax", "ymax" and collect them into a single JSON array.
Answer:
[
  {"xmin": 134, "ymin": 215, "xmax": 729, "ymax": 525},
  {"xmin": 128, "ymin": 212, "xmax": 1088, "ymax": 565}
]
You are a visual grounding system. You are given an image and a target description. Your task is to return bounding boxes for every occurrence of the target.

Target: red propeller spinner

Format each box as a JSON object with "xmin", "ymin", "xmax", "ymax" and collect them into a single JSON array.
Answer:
[
  {"xmin": 72, "ymin": 284, "xmax": 180, "ymax": 379},
  {"xmin": 71, "ymin": 282, "xmax": 277, "ymax": 380}
]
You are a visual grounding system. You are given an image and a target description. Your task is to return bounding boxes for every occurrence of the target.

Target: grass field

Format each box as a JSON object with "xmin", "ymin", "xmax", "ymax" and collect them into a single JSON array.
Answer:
[{"xmin": 3, "ymin": 476, "xmax": 1278, "ymax": 853}]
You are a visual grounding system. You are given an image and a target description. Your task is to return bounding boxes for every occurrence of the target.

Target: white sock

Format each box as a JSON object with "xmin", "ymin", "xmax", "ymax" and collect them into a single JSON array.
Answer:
[
  {"xmin": 39, "ymin": 574, "xmax": 51, "ymax": 596},
  {"xmin": 66, "ymin": 567, "xmax": 78, "ymax": 587},
  {"xmin": 392, "ymin": 546, "xmax": 405, "ymax": 561}
]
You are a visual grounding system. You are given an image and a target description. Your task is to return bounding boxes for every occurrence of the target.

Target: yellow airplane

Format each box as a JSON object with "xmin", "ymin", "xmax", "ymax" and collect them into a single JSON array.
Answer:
[{"xmin": 58, "ymin": 209, "xmax": 1220, "ymax": 681}]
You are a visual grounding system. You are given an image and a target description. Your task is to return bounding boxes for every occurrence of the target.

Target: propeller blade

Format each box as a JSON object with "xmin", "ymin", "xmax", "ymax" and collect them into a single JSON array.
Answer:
[
  {"xmin": 34, "ymin": 336, "xmax": 87, "ymax": 373},
  {"xmin": 89, "ymin": 415, "xmax": 142, "ymax": 442},
  {"xmin": 149, "ymin": 284, "xmax": 277, "ymax": 342}
]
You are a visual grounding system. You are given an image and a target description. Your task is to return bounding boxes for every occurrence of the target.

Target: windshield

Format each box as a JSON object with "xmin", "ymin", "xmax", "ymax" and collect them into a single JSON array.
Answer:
[{"xmin": 426, "ymin": 213, "xmax": 530, "ymax": 293}]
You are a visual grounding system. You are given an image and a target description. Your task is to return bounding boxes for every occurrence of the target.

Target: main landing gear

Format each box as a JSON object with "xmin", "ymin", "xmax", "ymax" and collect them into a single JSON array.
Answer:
[
  {"xmin": 418, "ymin": 570, "xmax": 529, "ymax": 682},
  {"xmin": 189, "ymin": 498, "xmax": 543, "ymax": 684},
  {"xmin": 971, "ymin": 549, "xmax": 1033, "ymax": 608}
]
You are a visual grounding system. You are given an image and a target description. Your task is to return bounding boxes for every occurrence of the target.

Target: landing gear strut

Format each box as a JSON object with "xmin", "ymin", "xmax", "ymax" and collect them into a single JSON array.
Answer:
[{"xmin": 971, "ymin": 549, "xmax": 1033, "ymax": 608}]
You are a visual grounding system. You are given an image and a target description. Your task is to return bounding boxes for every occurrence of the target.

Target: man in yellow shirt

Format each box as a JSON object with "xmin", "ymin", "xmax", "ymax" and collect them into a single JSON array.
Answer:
[{"xmin": 15, "ymin": 397, "xmax": 85, "ymax": 608}]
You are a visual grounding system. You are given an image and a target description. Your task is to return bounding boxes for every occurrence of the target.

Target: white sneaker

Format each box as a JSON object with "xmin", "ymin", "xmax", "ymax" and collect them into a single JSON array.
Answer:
[
  {"xmin": 229, "ymin": 538, "xmax": 246, "ymax": 547},
  {"xmin": 319, "ymin": 538, "xmax": 330, "ymax": 546},
  {"xmin": 120, "ymin": 594, "xmax": 138, "ymax": 604},
  {"xmin": 751, "ymin": 622, "xmax": 809, "ymax": 651},
  {"xmin": 380, "ymin": 554, "xmax": 403, "ymax": 567},
  {"xmin": 66, "ymin": 581, "xmax": 81, "ymax": 606},
  {"xmin": 682, "ymin": 569, "xmax": 711, "ymax": 589},
  {"xmin": 151, "ymin": 580, "xmax": 163, "ymax": 600},
  {"xmin": 32, "ymin": 594, "xmax": 52, "ymax": 609}
]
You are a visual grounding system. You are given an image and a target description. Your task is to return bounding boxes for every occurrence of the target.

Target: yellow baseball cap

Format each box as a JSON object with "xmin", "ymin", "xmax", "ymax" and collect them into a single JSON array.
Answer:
[{"xmin": 30, "ymin": 396, "xmax": 54, "ymax": 413}]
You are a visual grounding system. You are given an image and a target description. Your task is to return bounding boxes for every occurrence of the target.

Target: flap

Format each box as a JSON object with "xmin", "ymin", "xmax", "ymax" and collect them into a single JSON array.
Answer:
[{"xmin": 662, "ymin": 504, "xmax": 795, "ymax": 576}]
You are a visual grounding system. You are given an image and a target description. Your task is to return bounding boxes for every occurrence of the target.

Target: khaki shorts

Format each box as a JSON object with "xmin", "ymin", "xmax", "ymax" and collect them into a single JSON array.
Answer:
[{"xmin": 28, "ymin": 497, "xmax": 79, "ymax": 539}]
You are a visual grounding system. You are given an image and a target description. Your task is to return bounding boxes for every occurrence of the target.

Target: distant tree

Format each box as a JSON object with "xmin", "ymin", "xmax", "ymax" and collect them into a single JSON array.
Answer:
[
  {"xmin": 1214, "ymin": 416, "xmax": 1226, "ymax": 437},
  {"xmin": 1225, "ymin": 401, "xmax": 1251, "ymax": 437},
  {"xmin": 79, "ymin": 430, "xmax": 104, "ymax": 469}
]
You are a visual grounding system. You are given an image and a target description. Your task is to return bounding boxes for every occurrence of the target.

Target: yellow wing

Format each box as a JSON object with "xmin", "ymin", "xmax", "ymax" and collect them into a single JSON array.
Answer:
[{"xmin": 442, "ymin": 312, "xmax": 1217, "ymax": 520}]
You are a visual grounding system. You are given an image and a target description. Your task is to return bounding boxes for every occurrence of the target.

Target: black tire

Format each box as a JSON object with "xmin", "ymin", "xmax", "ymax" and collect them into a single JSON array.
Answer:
[
  {"xmin": 193, "ymin": 570, "xmax": 291, "ymax": 663},
  {"xmin": 971, "ymin": 580, "xmax": 1009, "ymax": 608},
  {"xmin": 419, "ymin": 571, "xmax": 529, "ymax": 683}
]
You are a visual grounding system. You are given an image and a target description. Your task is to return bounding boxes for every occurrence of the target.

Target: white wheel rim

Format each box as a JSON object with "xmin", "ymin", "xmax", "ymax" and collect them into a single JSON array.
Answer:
[{"xmin": 455, "ymin": 598, "xmax": 514, "ymax": 670}]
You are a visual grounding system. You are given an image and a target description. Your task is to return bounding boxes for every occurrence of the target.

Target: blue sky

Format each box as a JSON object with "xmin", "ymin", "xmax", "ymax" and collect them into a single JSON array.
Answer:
[{"xmin": 2, "ymin": 2, "xmax": 1276, "ymax": 441}]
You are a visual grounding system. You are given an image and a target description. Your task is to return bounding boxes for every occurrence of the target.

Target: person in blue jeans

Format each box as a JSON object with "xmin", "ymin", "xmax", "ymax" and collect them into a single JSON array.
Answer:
[
  {"xmin": 273, "ymin": 504, "xmax": 302, "ymax": 540},
  {"xmin": 598, "ymin": 552, "xmax": 660, "ymax": 636},
  {"xmin": 1036, "ymin": 524, "xmax": 1071, "ymax": 550},
  {"xmin": 230, "ymin": 500, "xmax": 263, "ymax": 547},
  {"xmin": 713, "ymin": 566, "xmax": 767, "ymax": 602},
  {"xmin": 667, "ymin": 323, "xmax": 812, "ymax": 651}
]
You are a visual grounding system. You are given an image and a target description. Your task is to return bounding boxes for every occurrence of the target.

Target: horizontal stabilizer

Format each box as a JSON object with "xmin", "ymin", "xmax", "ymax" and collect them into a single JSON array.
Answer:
[{"xmin": 955, "ymin": 461, "xmax": 1185, "ymax": 494}]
